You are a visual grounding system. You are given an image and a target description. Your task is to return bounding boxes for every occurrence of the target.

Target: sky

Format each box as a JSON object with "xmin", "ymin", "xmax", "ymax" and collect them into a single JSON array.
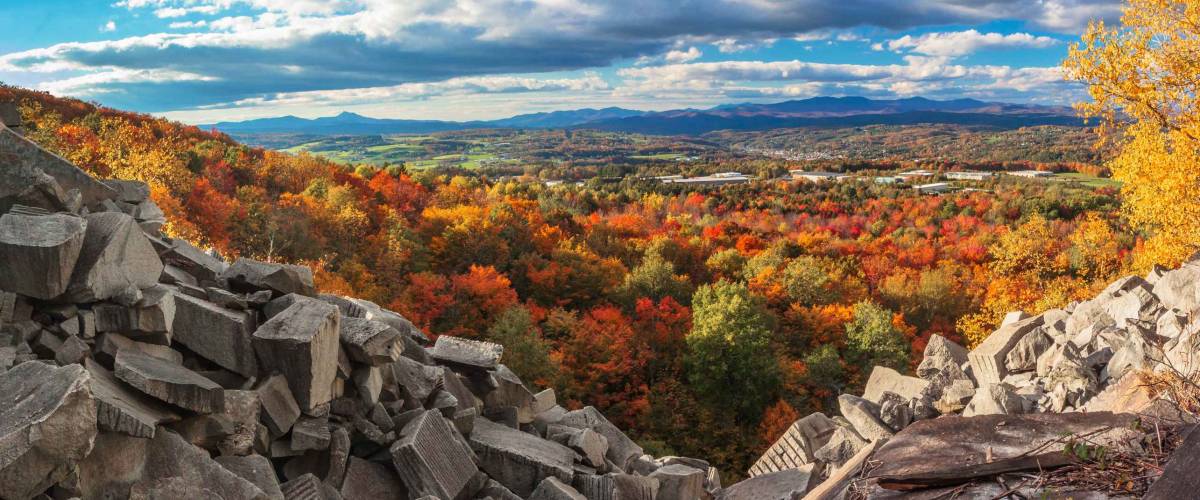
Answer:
[{"xmin": 0, "ymin": 0, "xmax": 1124, "ymax": 124}]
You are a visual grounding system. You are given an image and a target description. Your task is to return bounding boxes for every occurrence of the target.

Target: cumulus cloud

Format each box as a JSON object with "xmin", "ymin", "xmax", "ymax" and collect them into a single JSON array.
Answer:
[
  {"xmin": 101, "ymin": 21, "xmax": 117, "ymax": 32},
  {"xmin": 885, "ymin": 30, "xmax": 1059, "ymax": 57},
  {"xmin": 664, "ymin": 47, "xmax": 702, "ymax": 63}
]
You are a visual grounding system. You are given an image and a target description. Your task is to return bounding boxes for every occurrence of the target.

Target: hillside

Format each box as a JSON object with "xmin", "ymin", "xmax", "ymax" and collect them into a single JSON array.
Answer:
[{"xmin": 0, "ymin": 85, "xmax": 1135, "ymax": 480}]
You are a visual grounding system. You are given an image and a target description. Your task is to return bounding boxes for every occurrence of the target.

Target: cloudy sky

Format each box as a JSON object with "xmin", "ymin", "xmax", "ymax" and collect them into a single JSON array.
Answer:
[{"xmin": 0, "ymin": 0, "xmax": 1122, "ymax": 123}]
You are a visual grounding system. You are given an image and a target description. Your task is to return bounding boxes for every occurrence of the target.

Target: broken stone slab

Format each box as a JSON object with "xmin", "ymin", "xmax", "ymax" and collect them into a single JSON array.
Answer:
[
  {"xmin": 748, "ymin": 412, "xmax": 837, "ymax": 477},
  {"xmin": 85, "ymin": 359, "xmax": 180, "ymax": 438},
  {"xmin": 649, "ymin": 464, "xmax": 708, "ymax": 500},
  {"xmin": 278, "ymin": 473, "xmax": 331, "ymax": 500},
  {"xmin": 558, "ymin": 406, "xmax": 644, "ymax": 472},
  {"xmin": 341, "ymin": 295, "xmax": 429, "ymax": 344},
  {"xmin": 252, "ymin": 300, "xmax": 340, "ymax": 412},
  {"xmin": 390, "ymin": 410, "xmax": 480, "ymax": 500},
  {"xmin": 340, "ymin": 456, "xmax": 408, "ymax": 500},
  {"xmin": 1082, "ymin": 372, "xmax": 1155, "ymax": 413},
  {"xmin": 65, "ymin": 212, "xmax": 163, "ymax": 303},
  {"xmin": 215, "ymin": 454, "xmax": 285, "ymax": 500},
  {"xmin": 54, "ymin": 334, "xmax": 89, "ymax": 365},
  {"xmin": 221, "ymin": 257, "xmax": 316, "ymax": 298},
  {"xmin": 339, "ymin": 316, "xmax": 403, "ymax": 365},
  {"xmin": 0, "ymin": 212, "xmax": 87, "ymax": 300},
  {"xmin": 172, "ymin": 290, "xmax": 259, "ymax": 377},
  {"xmin": 132, "ymin": 429, "xmax": 270, "ymax": 500},
  {"xmin": 962, "ymin": 383, "xmax": 1026, "ymax": 417},
  {"xmin": 255, "ymin": 373, "xmax": 301, "ymax": 437},
  {"xmin": 390, "ymin": 355, "xmax": 442, "ymax": 404},
  {"xmin": 838, "ymin": 394, "xmax": 893, "ymax": 442},
  {"xmin": 572, "ymin": 473, "xmax": 659, "ymax": 500},
  {"xmin": 916, "ymin": 334, "xmax": 969, "ymax": 380},
  {"xmin": 1004, "ymin": 326, "xmax": 1052, "ymax": 373},
  {"xmin": 878, "ymin": 391, "xmax": 914, "ymax": 431},
  {"xmin": 862, "ymin": 366, "xmax": 929, "ymax": 403},
  {"xmin": 486, "ymin": 365, "xmax": 537, "ymax": 424},
  {"xmin": 74, "ymin": 431, "xmax": 150, "ymax": 500},
  {"xmin": 968, "ymin": 314, "xmax": 1044, "ymax": 386},
  {"xmin": 721, "ymin": 466, "xmax": 820, "ymax": 500},
  {"xmin": 814, "ymin": 426, "xmax": 868, "ymax": 468},
  {"xmin": 529, "ymin": 477, "xmax": 586, "ymax": 500},
  {"xmin": 804, "ymin": 439, "xmax": 883, "ymax": 500},
  {"xmin": 469, "ymin": 417, "xmax": 576, "ymax": 497},
  {"xmin": 291, "ymin": 416, "xmax": 331, "ymax": 451},
  {"xmin": 0, "ymin": 361, "xmax": 98, "ymax": 500},
  {"xmin": 114, "ymin": 349, "xmax": 225, "ymax": 413},
  {"xmin": 101, "ymin": 179, "xmax": 150, "ymax": 204},
  {"xmin": 95, "ymin": 332, "xmax": 181, "ymax": 368},
  {"xmin": 94, "ymin": 285, "xmax": 176, "ymax": 339},
  {"xmin": 870, "ymin": 411, "xmax": 1137, "ymax": 490},
  {"xmin": 159, "ymin": 238, "xmax": 228, "ymax": 284},
  {"xmin": 429, "ymin": 335, "xmax": 503, "ymax": 371},
  {"xmin": 0, "ymin": 125, "xmax": 117, "ymax": 208},
  {"xmin": 533, "ymin": 388, "xmax": 556, "ymax": 414}
]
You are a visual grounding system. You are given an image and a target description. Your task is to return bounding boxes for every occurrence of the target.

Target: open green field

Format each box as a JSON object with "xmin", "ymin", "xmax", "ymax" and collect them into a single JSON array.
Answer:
[
  {"xmin": 630, "ymin": 153, "xmax": 685, "ymax": 160},
  {"xmin": 1054, "ymin": 172, "xmax": 1122, "ymax": 188}
]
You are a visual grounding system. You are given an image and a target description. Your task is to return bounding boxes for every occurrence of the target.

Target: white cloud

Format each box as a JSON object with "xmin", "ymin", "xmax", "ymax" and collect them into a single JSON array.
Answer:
[
  {"xmin": 886, "ymin": 30, "xmax": 1059, "ymax": 57},
  {"xmin": 712, "ymin": 38, "xmax": 775, "ymax": 53},
  {"xmin": 169, "ymin": 20, "xmax": 209, "ymax": 29},
  {"xmin": 664, "ymin": 46, "xmax": 701, "ymax": 63},
  {"xmin": 101, "ymin": 21, "xmax": 117, "ymax": 32}
]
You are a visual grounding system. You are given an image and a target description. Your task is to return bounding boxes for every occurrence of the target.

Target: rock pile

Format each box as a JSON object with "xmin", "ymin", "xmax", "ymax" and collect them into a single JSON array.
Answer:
[
  {"xmin": 0, "ymin": 110, "xmax": 721, "ymax": 499},
  {"xmin": 748, "ymin": 259, "xmax": 1200, "ymax": 497}
]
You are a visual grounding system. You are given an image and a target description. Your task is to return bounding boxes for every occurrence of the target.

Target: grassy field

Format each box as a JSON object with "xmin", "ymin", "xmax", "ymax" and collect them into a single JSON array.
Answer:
[
  {"xmin": 630, "ymin": 153, "xmax": 685, "ymax": 160},
  {"xmin": 1054, "ymin": 172, "xmax": 1122, "ymax": 188}
]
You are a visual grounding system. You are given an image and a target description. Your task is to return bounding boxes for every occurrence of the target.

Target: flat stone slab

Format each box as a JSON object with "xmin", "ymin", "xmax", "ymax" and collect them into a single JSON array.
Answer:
[
  {"xmin": 215, "ymin": 454, "xmax": 285, "ymax": 500},
  {"xmin": 470, "ymin": 417, "xmax": 575, "ymax": 497},
  {"xmin": 340, "ymin": 456, "xmax": 407, "ymax": 500},
  {"xmin": 135, "ymin": 429, "xmax": 270, "ymax": 500},
  {"xmin": 968, "ymin": 315, "xmax": 1044, "ymax": 386},
  {"xmin": 862, "ymin": 366, "xmax": 929, "ymax": 403},
  {"xmin": 869, "ymin": 411, "xmax": 1138, "ymax": 490},
  {"xmin": 252, "ymin": 300, "xmax": 339, "ymax": 411},
  {"xmin": 428, "ymin": 335, "xmax": 503, "ymax": 370},
  {"xmin": 115, "ymin": 349, "xmax": 225, "ymax": 413},
  {"xmin": 390, "ymin": 410, "xmax": 479, "ymax": 500},
  {"xmin": 721, "ymin": 467, "xmax": 819, "ymax": 500},
  {"xmin": 255, "ymin": 374, "xmax": 301, "ymax": 437},
  {"xmin": 558, "ymin": 406, "xmax": 643, "ymax": 471},
  {"xmin": 85, "ymin": 359, "xmax": 179, "ymax": 438},
  {"xmin": 172, "ymin": 291, "xmax": 258, "ymax": 377},
  {"xmin": 0, "ymin": 361, "xmax": 98, "ymax": 500},
  {"xmin": 221, "ymin": 257, "xmax": 316, "ymax": 297},
  {"xmin": 0, "ymin": 212, "xmax": 86, "ymax": 299},
  {"xmin": 530, "ymin": 477, "xmax": 586, "ymax": 500},
  {"xmin": 340, "ymin": 316, "xmax": 403, "ymax": 365},
  {"xmin": 66, "ymin": 212, "xmax": 163, "ymax": 302},
  {"xmin": 749, "ymin": 412, "xmax": 837, "ymax": 477}
]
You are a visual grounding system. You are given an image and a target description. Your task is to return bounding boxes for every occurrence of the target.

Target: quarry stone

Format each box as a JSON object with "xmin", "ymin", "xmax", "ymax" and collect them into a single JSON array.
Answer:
[
  {"xmin": 0, "ymin": 212, "xmax": 86, "ymax": 299},
  {"xmin": 252, "ymin": 300, "xmax": 339, "ymax": 411},
  {"xmin": 114, "ymin": 349, "xmax": 225, "ymax": 413},
  {"xmin": 221, "ymin": 257, "xmax": 317, "ymax": 297},
  {"xmin": 66, "ymin": 212, "xmax": 163, "ymax": 303},
  {"xmin": 172, "ymin": 291, "xmax": 258, "ymax": 377}
]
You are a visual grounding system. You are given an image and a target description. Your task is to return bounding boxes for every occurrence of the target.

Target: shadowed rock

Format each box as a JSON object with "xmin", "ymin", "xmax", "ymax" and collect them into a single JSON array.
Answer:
[
  {"xmin": 0, "ymin": 362, "xmax": 98, "ymax": 500},
  {"xmin": 172, "ymin": 291, "xmax": 258, "ymax": 377},
  {"xmin": 339, "ymin": 316, "xmax": 403, "ymax": 366},
  {"xmin": 0, "ymin": 125, "xmax": 117, "ymax": 208},
  {"xmin": 115, "ymin": 349, "xmax": 224, "ymax": 413},
  {"xmin": 255, "ymin": 374, "xmax": 301, "ymax": 437},
  {"xmin": 134, "ymin": 429, "xmax": 270, "ymax": 500},
  {"xmin": 469, "ymin": 417, "xmax": 575, "ymax": 497},
  {"xmin": 215, "ymin": 454, "xmax": 285, "ymax": 500},
  {"xmin": 530, "ymin": 477, "xmax": 586, "ymax": 500},
  {"xmin": 66, "ymin": 212, "xmax": 163, "ymax": 303},
  {"xmin": 221, "ymin": 258, "xmax": 316, "ymax": 298},
  {"xmin": 252, "ymin": 300, "xmax": 340, "ymax": 412},
  {"xmin": 0, "ymin": 212, "xmax": 86, "ymax": 299},
  {"xmin": 85, "ymin": 359, "xmax": 179, "ymax": 438},
  {"xmin": 390, "ymin": 410, "xmax": 480, "ymax": 500},
  {"xmin": 340, "ymin": 456, "xmax": 408, "ymax": 500},
  {"xmin": 558, "ymin": 406, "xmax": 643, "ymax": 472}
]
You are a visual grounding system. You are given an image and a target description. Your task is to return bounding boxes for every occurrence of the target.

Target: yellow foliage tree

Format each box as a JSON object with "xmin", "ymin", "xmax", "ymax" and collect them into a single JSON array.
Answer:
[{"xmin": 1064, "ymin": 0, "xmax": 1200, "ymax": 268}]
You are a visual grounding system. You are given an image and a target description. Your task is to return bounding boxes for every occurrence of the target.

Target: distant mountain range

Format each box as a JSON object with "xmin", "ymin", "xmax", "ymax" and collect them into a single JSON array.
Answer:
[{"xmin": 204, "ymin": 97, "xmax": 1083, "ymax": 137}]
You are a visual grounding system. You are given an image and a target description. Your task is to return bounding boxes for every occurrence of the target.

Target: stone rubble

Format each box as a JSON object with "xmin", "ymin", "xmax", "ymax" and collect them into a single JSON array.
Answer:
[{"xmin": 0, "ymin": 114, "xmax": 718, "ymax": 500}]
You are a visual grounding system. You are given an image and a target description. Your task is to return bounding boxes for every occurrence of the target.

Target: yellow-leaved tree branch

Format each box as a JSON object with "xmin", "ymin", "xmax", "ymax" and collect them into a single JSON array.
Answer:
[{"xmin": 1064, "ymin": 0, "xmax": 1200, "ymax": 269}]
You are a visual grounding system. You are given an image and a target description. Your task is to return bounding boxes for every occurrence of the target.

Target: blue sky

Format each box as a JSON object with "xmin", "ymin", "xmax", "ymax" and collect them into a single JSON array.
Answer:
[{"xmin": 0, "ymin": 1, "xmax": 1123, "ymax": 123}]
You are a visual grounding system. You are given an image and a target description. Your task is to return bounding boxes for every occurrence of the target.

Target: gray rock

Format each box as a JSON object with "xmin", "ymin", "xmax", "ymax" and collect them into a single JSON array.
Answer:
[
  {"xmin": 291, "ymin": 416, "xmax": 331, "ymax": 451},
  {"xmin": 0, "ymin": 362, "xmax": 97, "ymax": 500},
  {"xmin": 54, "ymin": 334, "xmax": 89, "ymax": 365},
  {"xmin": 968, "ymin": 314, "xmax": 1044, "ymax": 386},
  {"xmin": 721, "ymin": 466, "xmax": 820, "ymax": 500},
  {"xmin": 429, "ymin": 335, "xmax": 503, "ymax": 370},
  {"xmin": 160, "ymin": 238, "xmax": 228, "ymax": 283},
  {"xmin": 94, "ymin": 285, "xmax": 176, "ymax": 340},
  {"xmin": 134, "ymin": 430, "xmax": 272, "ymax": 499},
  {"xmin": 252, "ymin": 300, "xmax": 340, "ymax": 412},
  {"xmin": 95, "ymin": 332, "xmax": 181, "ymax": 367},
  {"xmin": 339, "ymin": 316, "xmax": 403, "ymax": 366},
  {"xmin": 558, "ymin": 406, "xmax": 643, "ymax": 472},
  {"xmin": 529, "ymin": 477, "xmax": 586, "ymax": 500},
  {"xmin": 916, "ymin": 334, "xmax": 969, "ymax": 379},
  {"xmin": 75, "ymin": 431, "xmax": 150, "ymax": 500},
  {"xmin": 215, "ymin": 454, "xmax": 285, "ymax": 500},
  {"xmin": 340, "ymin": 296, "xmax": 428, "ymax": 344},
  {"xmin": 255, "ymin": 374, "xmax": 301, "ymax": 437},
  {"xmin": 837, "ymin": 394, "xmax": 893, "ymax": 442},
  {"xmin": 115, "ymin": 349, "xmax": 225, "ymax": 413},
  {"xmin": 66, "ymin": 212, "xmax": 163, "ymax": 303},
  {"xmin": 0, "ymin": 212, "xmax": 87, "ymax": 300},
  {"xmin": 85, "ymin": 359, "xmax": 180, "ymax": 438},
  {"xmin": 390, "ymin": 355, "xmax": 442, "ymax": 404},
  {"xmin": 325, "ymin": 427, "xmax": 351, "ymax": 489},
  {"xmin": 278, "ymin": 473, "xmax": 325, "ymax": 500},
  {"xmin": 862, "ymin": 366, "xmax": 929, "ymax": 403},
  {"xmin": 963, "ymin": 383, "xmax": 1026, "ymax": 416},
  {"xmin": 390, "ymin": 410, "xmax": 479, "ymax": 500},
  {"xmin": 221, "ymin": 258, "xmax": 316, "ymax": 298},
  {"xmin": 1004, "ymin": 327, "xmax": 1052, "ymax": 373},
  {"xmin": 469, "ymin": 417, "xmax": 575, "ymax": 497},
  {"xmin": 0, "ymin": 125, "xmax": 117, "ymax": 209},
  {"xmin": 814, "ymin": 426, "xmax": 867, "ymax": 469},
  {"xmin": 748, "ymin": 412, "xmax": 837, "ymax": 477},
  {"xmin": 878, "ymin": 391, "xmax": 914, "ymax": 431},
  {"xmin": 572, "ymin": 473, "xmax": 659, "ymax": 500},
  {"xmin": 338, "ymin": 456, "xmax": 407, "ymax": 500},
  {"xmin": 101, "ymin": 179, "xmax": 150, "ymax": 203},
  {"xmin": 172, "ymin": 291, "xmax": 259, "ymax": 377},
  {"xmin": 650, "ymin": 464, "xmax": 708, "ymax": 500},
  {"xmin": 486, "ymin": 365, "xmax": 537, "ymax": 424},
  {"xmin": 533, "ymin": 388, "xmax": 556, "ymax": 414}
]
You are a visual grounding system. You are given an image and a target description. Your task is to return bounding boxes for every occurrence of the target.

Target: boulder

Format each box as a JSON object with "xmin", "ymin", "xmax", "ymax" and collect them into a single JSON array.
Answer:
[
  {"xmin": 95, "ymin": 332, "xmax": 182, "ymax": 366},
  {"xmin": 485, "ymin": 365, "xmax": 537, "ymax": 424},
  {"xmin": 215, "ymin": 454, "xmax": 285, "ymax": 500},
  {"xmin": 114, "ymin": 349, "xmax": 225, "ymax": 413},
  {"xmin": 0, "ymin": 362, "xmax": 98, "ymax": 500},
  {"xmin": 0, "ymin": 125, "xmax": 117, "ymax": 209},
  {"xmin": 66, "ymin": 212, "xmax": 163, "ymax": 303},
  {"xmin": 967, "ymin": 314, "xmax": 1044, "ymax": 386},
  {"xmin": 572, "ymin": 473, "xmax": 659, "ymax": 500},
  {"xmin": 862, "ymin": 365, "xmax": 929, "ymax": 403},
  {"xmin": 252, "ymin": 300, "xmax": 340, "ymax": 412},
  {"xmin": 278, "ymin": 473, "xmax": 327, "ymax": 500},
  {"xmin": 75, "ymin": 431, "xmax": 150, "ymax": 500},
  {"xmin": 1003, "ymin": 327, "xmax": 1051, "ymax": 373},
  {"xmin": 837, "ymin": 394, "xmax": 893, "ymax": 442},
  {"xmin": 469, "ymin": 417, "xmax": 575, "ymax": 497},
  {"xmin": 135, "ymin": 429, "xmax": 269, "ymax": 500},
  {"xmin": 254, "ymin": 374, "xmax": 301, "ymax": 437},
  {"xmin": 748, "ymin": 412, "xmax": 837, "ymax": 477},
  {"xmin": 172, "ymin": 291, "xmax": 259, "ymax": 377},
  {"xmin": 916, "ymin": 334, "xmax": 969, "ymax": 380},
  {"xmin": 962, "ymin": 383, "xmax": 1025, "ymax": 416},
  {"xmin": 220, "ymin": 258, "xmax": 316, "ymax": 298},
  {"xmin": 529, "ymin": 477, "xmax": 586, "ymax": 500},
  {"xmin": 340, "ymin": 456, "xmax": 407, "ymax": 500},
  {"xmin": 558, "ymin": 406, "xmax": 644, "ymax": 472},
  {"xmin": 814, "ymin": 426, "xmax": 868, "ymax": 468},
  {"xmin": 0, "ymin": 212, "xmax": 87, "ymax": 300},
  {"xmin": 878, "ymin": 391, "xmax": 914, "ymax": 431},
  {"xmin": 339, "ymin": 316, "xmax": 403, "ymax": 365},
  {"xmin": 160, "ymin": 238, "xmax": 228, "ymax": 283},
  {"xmin": 94, "ymin": 285, "xmax": 176, "ymax": 339},
  {"xmin": 291, "ymin": 416, "xmax": 331, "ymax": 451},
  {"xmin": 428, "ymin": 335, "xmax": 503, "ymax": 370},
  {"xmin": 390, "ymin": 410, "xmax": 479, "ymax": 499},
  {"xmin": 649, "ymin": 464, "xmax": 708, "ymax": 500},
  {"xmin": 85, "ymin": 359, "xmax": 179, "ymax": 438},
  {"xmin": 721, "ymin": 466, "xmax": 820, "ymax": 500}
]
